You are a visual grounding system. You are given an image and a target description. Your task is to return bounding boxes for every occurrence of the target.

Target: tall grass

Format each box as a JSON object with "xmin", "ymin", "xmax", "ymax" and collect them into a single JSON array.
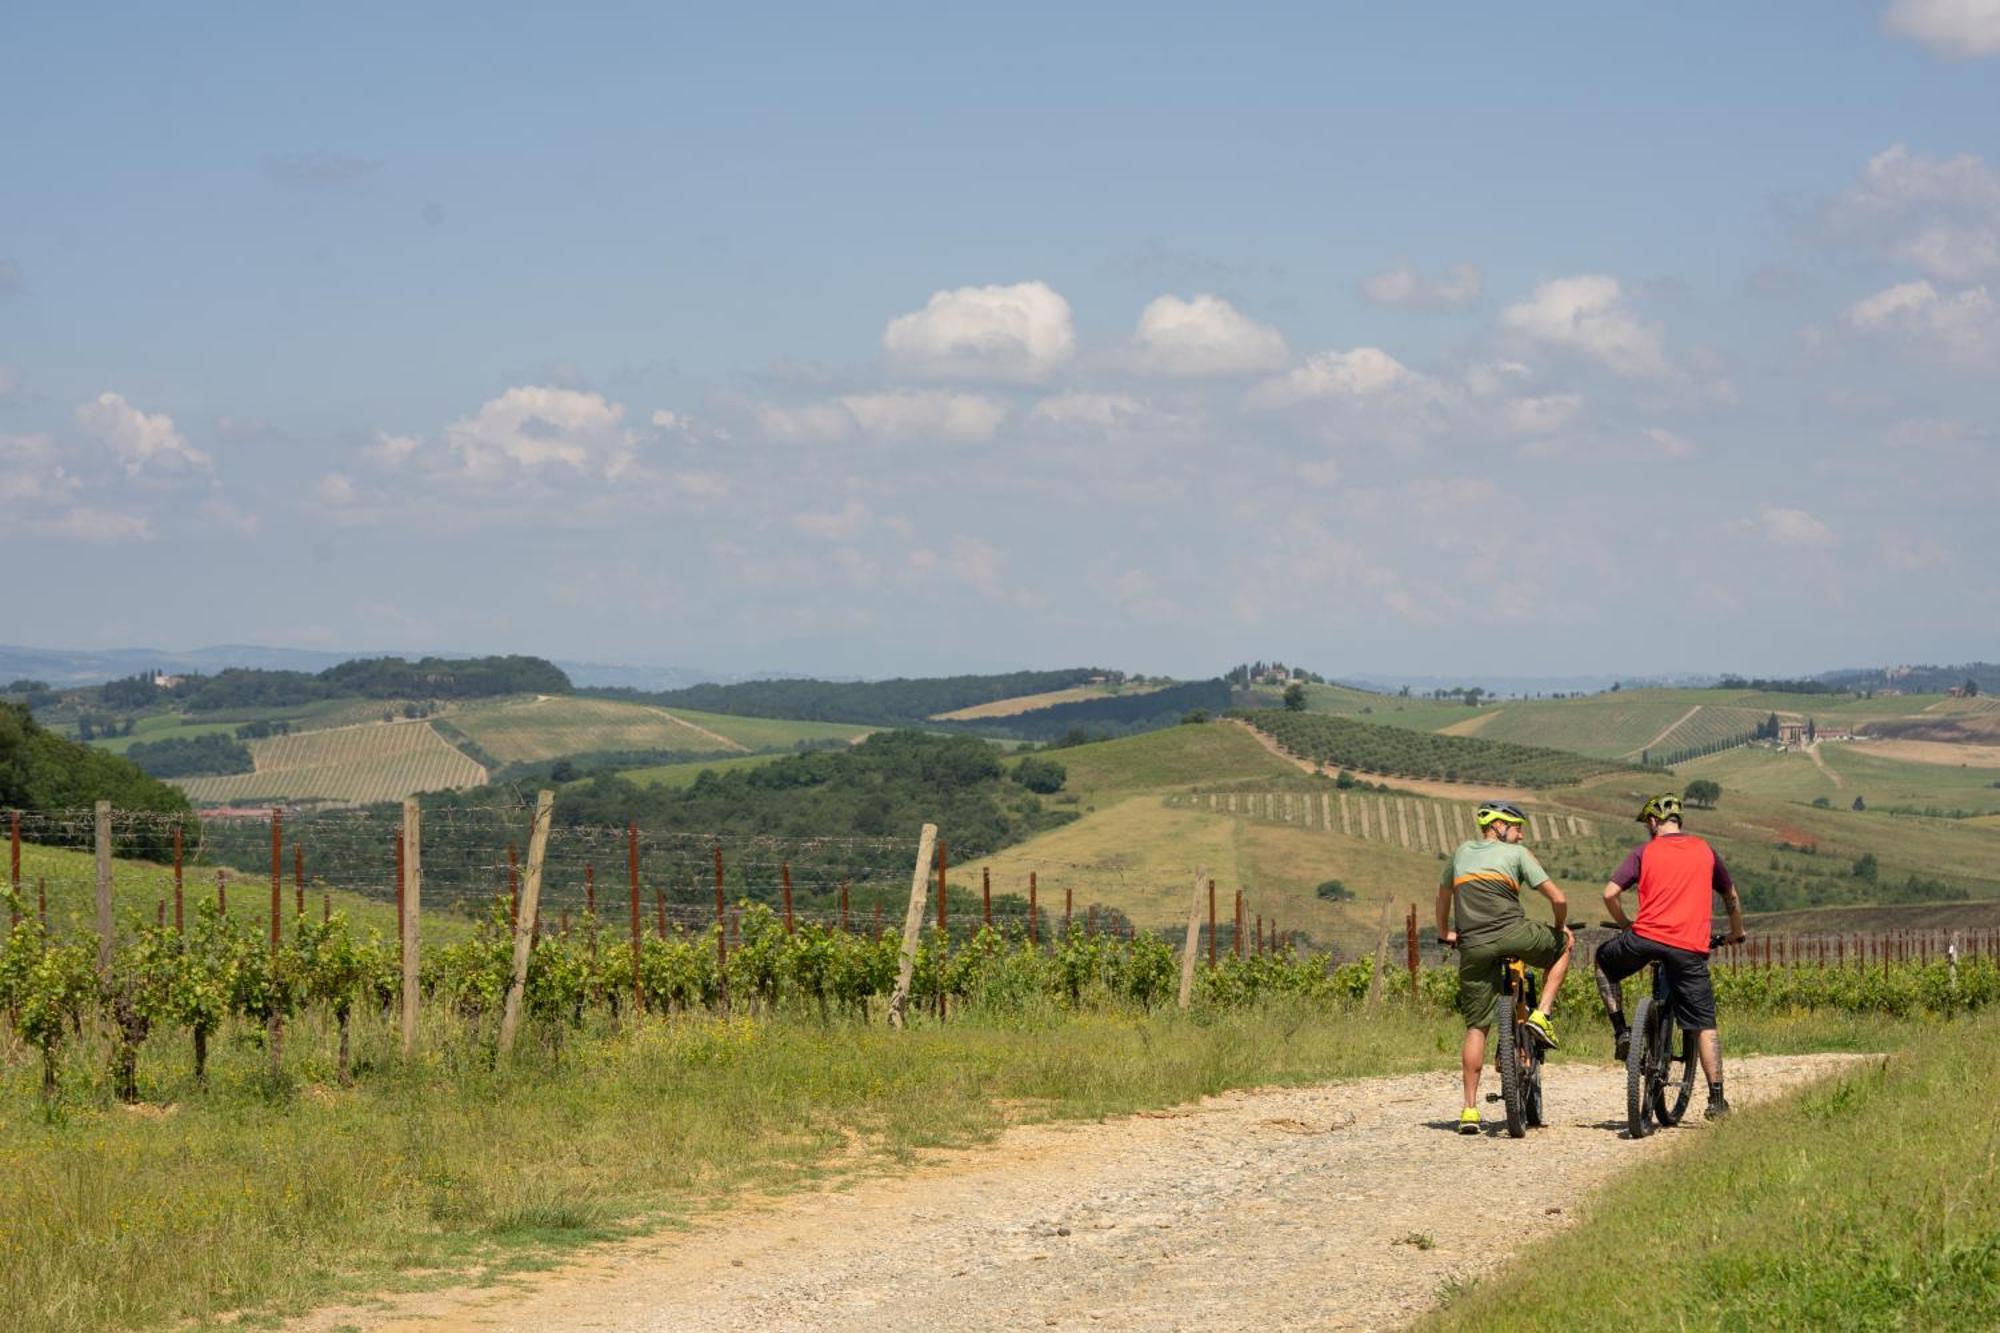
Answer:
[
  {"xmin": 0, "ymin": 998, "xmax": 1453, "ymax": 1333},
  {"xmin": 1422, "ymin": 1009, "xmax": 2000, "ymax": 1331}
]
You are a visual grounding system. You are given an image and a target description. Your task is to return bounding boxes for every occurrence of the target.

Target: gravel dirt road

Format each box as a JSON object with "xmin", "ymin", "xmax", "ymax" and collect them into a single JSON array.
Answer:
[{"xmin": 290, "ymin": 1051, "xmax": 1868, "ymax": 1333}]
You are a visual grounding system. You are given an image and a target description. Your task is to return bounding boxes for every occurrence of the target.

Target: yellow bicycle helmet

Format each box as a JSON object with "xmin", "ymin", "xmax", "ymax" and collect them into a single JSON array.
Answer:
[
  {"xmin": 1475, "ymin": 801, "xmax": 1528, "ymax": 830},
  {"xmin": 1636, "ymin": 792, "xmax": 1684, "ymax": 825}
]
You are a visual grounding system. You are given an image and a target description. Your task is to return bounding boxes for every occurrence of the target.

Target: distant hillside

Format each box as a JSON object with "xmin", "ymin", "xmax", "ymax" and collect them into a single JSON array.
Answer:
[
  {"xmin": 973, "ymin": 679, "xmax": 1230, "ymax": 741},
  {"xmin": 1240, "ymin": 709, "xmax": 1654, "ymax": 788},
  {"xmin": 1819, "ymin": 662, "xmax": 2000, "ymax": 695},
  {"xmin": 0, "ymin": 702, "xmax": 190, "ymax": 816},
  {"xmin": 596, "ymin": 669, "xmax": 1107, "ymax": 726}
]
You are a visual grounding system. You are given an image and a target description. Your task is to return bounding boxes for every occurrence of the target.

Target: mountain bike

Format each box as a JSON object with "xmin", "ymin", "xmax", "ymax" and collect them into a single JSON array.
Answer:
[
  {"xmin": 1624, "ymin": 932, "xmax": 1731, "ymax": 1139},
  {"xmin": 1476, "ymin": 953, "xmax": 1547, "ymax": 1138}
]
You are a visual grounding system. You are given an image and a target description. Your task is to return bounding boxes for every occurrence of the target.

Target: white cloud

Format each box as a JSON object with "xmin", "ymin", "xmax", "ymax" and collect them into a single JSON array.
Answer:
[
  {"xmin": 1827, "ymin": 145, "xmax": 2000, "ymax": 280},
  {"xmin": 792, "ymin": 500, "xmax": 871, "ymax": 540},
  {"xmin": 1245, "ymin": 347, "xmax": 1416, "ymax": 408},
  {"xmin": 1884, "ymin": 0, "xmax": 2000, "ymax": 60},
  {"xmin": 1500, "ymin": 276, "xmax": 1668, "ymax": 377},
  {"xmin": 1845, "ymin": 279, "xmax": 1999, "ymax": 367},
  {"xmin": 1503, "ymin": 393, "xmax": 1584, "ymax": 437},
  {"xmin": 882, "ymin": 281, "xmax": 1075, "ymax": 382},
  {"xmin": 1030, "ymin": 392, "xmax": 1147, "ymax": 429},
  {"xmin": 838, "ymin": 390, "xmax": 1005, "ymax": 443},
  {"xmin": 313, "ymin": 472, "xmax": 359, "ymax": 505},
  {"xmin": 1645, "ymin": 427, "xmax": 1697, "ymax": 459},
  {"xmin": 57, "ymin": 506, "xmax": 153, "ymax": 542},
  {"xmin": 1359, "ymin": 262, "xmax": 1483, "ymax": 310},
  {"xmin": 755, "ymin": 401, "xmax": 854, "ymax": 444},
  {"xmin": 1878, "ymin": 532, "xmax": 1952, "ymax": 570},
  {"xmin": 946, "ymin": 535, "xmax": 1005, "ymax": 597},
  {"xmin": 1129, "ymin": 294, "xmax": 1288, "ymax": 376},
  {"xmin": 200, "ymin": 495, "xmax": 261, "ymax": 536},
  {"xmin": 74, "ymin": 392, "xmax": 211, "ymax": 473},
  {"xmin": 363, "ymin": 432, "xmax": 423, "ymax": 468},
  {"xmin": 443, "ymin": 386, "xmax": 631, "ymax": 479},
  {"xmin": 1760, "ymin": 506, "xmax": 1838, "ymax": 548}
]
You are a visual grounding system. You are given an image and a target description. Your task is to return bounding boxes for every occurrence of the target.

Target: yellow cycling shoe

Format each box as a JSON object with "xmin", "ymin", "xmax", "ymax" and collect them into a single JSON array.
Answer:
[{"xmin": 1457, "ymin": 1108, "xmax": 1482, "ymax": 1135}]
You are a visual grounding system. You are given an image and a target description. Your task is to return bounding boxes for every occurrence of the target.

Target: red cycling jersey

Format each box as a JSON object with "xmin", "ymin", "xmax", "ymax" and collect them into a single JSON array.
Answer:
[{"xmin": 1609, "ymin": 832, "xmax": 1733, "ymax": 954}]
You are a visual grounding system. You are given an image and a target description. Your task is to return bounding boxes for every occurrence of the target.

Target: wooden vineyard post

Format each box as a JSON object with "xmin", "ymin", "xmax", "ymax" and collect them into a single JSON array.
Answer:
[
  {"xmin": 1255, "ymin": 914, "xmax": 1263, "ymax": 957},
  {"xmin": 399, "ymin": 799, "xmax": 422, "ymax": 1057},
  {"xmin": 1207, "ymin": 879, "xmax": 1217, "ymax": 967},
  {"xmin": 269, "ymin": 808, "xmax": 283, "ymax": 950},
  {"xmin": 94, "ymin": 801, "xmax": 114, "ymax": 981},
  {"xmin": 1406, "ymin": 903, "xmax": 1420, "ymax": 1003},
  {"xmin": 1234, "ymin": 889, "xmax": 1244, "ymax": 958},
  {"xmin": 982, "ymin": 866, "xmax": 991, "ymax": 929},
  {"xmin": 840, "ymin": 880, "xmax": 850, "ymax": 934},
  {"xmin": 627, "ymin": 823, "xmax": 643, "ymax": 1015},
  {"xmin": 508, "ymin": 844, "xmax": 520, "ymax": 927},
  {"xmin": 888, "ymin": 823, "xmax": 939, "ymax": 1030},
  {"xmin": 497, "ymin": 789, "xmax": 555, "ymax": 1057},
  {"xmin": 1065, "ymin": 886, "xmax": 1073, "ymax": 935},
  {"xmin": 268, "ymin": 807, "xmax": 284, "ymax": 1072},
  {"xmin": 172, "ymin": 824, "xmax": 184, "ymax": 934},
  {"xmin": 782, "ymin": 862, "xmax": 794, "ymax": 935},
  {"xmin": 712, "ymin": 843, "xmax": 729, "ymax": 1007},
  {"xmin": 936, "ymin": 840, "xmax": 949, "ymax": 946},
  {"xmin": 1365, "ymin": 898, "xmax": 1395, "ymax": 1012},
  {"xmin": 218, "ymin": 869, "xmax": 228, "ymax": 916},
  {"xmin": 1177, "ymin": 866, "xmax": 1207, "ymax": 1010}
]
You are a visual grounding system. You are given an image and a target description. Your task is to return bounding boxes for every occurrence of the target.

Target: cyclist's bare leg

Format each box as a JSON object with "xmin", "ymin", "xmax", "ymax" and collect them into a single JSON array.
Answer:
[
  {"xmin": 1535, "ymin": 938, "xmax": 1572, "ymax": 1014},
  {"xmin": 1593, "ymin": 957, "xmax": 1624, "ymax": 1026},
  {"xmin": 1461, "ymin": 1026, "xmax": 1487, "ymax": 1110},
  {"xmin": 1696, "ymin": 1028, "xmax": 1721, "ymax": 1083}
]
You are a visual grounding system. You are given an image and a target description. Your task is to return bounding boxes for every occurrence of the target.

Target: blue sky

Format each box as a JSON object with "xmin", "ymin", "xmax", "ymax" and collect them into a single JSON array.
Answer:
[{"xmin": 3, "ymin": 2, "xmax": 1997, "ymax": 678}]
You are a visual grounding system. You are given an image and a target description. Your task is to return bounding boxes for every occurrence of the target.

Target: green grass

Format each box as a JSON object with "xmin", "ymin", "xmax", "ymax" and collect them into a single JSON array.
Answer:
[
  {"xmin": 85, "ymin": 713, "xmax": 243, "ymax": 756},
  {"xmin": 1421, "ymin": 1010, "xmax": 2000, "ymax": 1331},
  {"xmin": 0, "ymin": 1001, "xmax": 1454, "ymax": 1333},
  {"xmin": 656, "ymin": 706, "xmax": 877, "ymax": 751},
  {"xmin": 1050, "ymin": 720, "xmax": 1304, "ymax": 806},
  {"xmin": 446, "ymin": 696, "xmax": 748, "ymax": 764}
]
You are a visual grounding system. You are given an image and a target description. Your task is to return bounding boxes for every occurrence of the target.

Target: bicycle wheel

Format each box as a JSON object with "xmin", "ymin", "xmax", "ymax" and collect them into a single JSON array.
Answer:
[
  {"xmin": 1625, "ymin": 995, "xmax": 1656, "ymax": 1139},
  {"xmin": 1496, "ymin": 1001, "xmax": 1527, "ymax": 1138},
  {"xmin": 1525, "ymin": 1041, "xmax": 1547, "ymax": 1128},
  {"xmin": 1653, "ymin": 1026, "xmax": 1699, "ymax": 1127}
]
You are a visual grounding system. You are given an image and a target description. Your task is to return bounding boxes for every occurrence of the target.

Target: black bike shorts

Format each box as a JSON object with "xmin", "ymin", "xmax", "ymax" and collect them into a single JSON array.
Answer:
[{"xmin": 1594, "ymin": 931, "xmax": 1717, "ymax": 1032}]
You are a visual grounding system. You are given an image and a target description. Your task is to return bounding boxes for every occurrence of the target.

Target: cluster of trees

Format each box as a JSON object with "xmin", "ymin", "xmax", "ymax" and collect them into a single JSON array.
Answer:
[
  {"xmin": 1224, "ymin": 662, "xmax": 1325, "ymax": 686},
  {"xmin": 974, "ymin": 679, "xmax": 1229, "ymax": 741},
  {"xmin": 1715, "ymin": 675, "xmax": 1841, "ymax": 695},
  {"xmin": 1820, "ymin": 663, "xmax": 2000, "ymax": 696},
  {"xmin": 124, "ymin": 733, "xmax": 255, "ymax": 779},
  {"xmin": 150, "ymin": 656, "xmax": 572, "ymax": 713},
  {"xmin": 1241, "ymin": 709, "xmax": 1648, "ymax": 788},
  {"xmin": 607, "ymin": 668, "xmax": 1108, "ymax": 726},
  {"xmin": 0, "ymin": 703, "xmax": 191, "ymax": 817},
  {"xmin": 1, "ymin": 679, "xmax": 59, "ymax": 712}
]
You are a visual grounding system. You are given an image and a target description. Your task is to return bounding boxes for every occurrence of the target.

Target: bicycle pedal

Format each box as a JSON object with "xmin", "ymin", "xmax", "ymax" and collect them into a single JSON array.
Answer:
[{"xmin": 1485, "ymin": 1093, "xmax": 1501, "ymax": 1102}]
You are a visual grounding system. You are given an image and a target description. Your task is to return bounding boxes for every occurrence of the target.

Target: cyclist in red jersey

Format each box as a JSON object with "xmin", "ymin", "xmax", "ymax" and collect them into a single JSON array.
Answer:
[{"xmin": 1592, "ymin": 793, "xmax": 1746, "ymax": 1119}]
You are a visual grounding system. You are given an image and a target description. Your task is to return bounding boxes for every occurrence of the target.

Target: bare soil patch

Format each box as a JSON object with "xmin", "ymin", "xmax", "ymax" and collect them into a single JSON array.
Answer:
[
  {"xmin": 284, "ymin": 1054, "xmax": 1865, "ymax": 1333},
  {"xmin": 1859, "ymin": 739, "xmax": 2000, "ymax": 768}
]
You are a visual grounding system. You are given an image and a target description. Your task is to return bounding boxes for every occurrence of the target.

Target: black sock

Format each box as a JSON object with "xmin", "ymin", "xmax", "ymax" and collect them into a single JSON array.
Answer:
[
  {"xmin": 1708, "ymin": 1080, "xmax": 1724, "ymax": 1101},
  {"xmin": 1610, "ymin": 1014, "xmax": 1628, "ymax": 1035}
]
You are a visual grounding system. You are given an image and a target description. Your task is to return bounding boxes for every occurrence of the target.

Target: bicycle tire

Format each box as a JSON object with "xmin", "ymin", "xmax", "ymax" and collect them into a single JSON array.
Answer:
[
  {"xmin": 1497, "ymin": 1001, "xmax": 1527, "ymax": 1138},
  {"xmin": 1526, "ymin": 1044, "xmax": 1546, "ymax": 1128},
  {"xmin": 1654, "ymin": 1026, "xmax": 1699, "ymax": 1127},
  {"xmin": 1625, "ymin": 995, "xmax": 1655, "ymax": 1139}
]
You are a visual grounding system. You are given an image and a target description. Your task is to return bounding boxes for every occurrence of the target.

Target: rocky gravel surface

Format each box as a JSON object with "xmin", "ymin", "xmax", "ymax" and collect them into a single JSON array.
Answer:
[{"xmin": 293, "ymin": 1052, "xmax": 1868, "ymax": 1333}]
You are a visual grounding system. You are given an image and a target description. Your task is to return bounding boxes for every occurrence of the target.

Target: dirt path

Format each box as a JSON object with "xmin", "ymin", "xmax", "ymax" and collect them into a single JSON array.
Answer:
[
  {"xmin": 1807, "ymin": 742, "xmax": 1845, "ymax": 787},
  {"xmin": 1229, "ymin": 719, "xmax": 1543, "ymax": 805},
  {"xmin": 288, "ymin": 1053, "xmax": 1867, "ymax": 1333},
  {"xmin": 1628, "ymin": 705, "xmax": 1701, "ymax": 759},
  {"xmin": 647, "ymin": 707, "xmax": 749, "ymax": 753}
]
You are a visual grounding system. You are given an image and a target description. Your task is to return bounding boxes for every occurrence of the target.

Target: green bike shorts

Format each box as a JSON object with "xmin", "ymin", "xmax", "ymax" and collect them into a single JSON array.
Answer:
[{"xmin": 1456, "ymin": 920, "xmax": 1568, "ymax": 1029}]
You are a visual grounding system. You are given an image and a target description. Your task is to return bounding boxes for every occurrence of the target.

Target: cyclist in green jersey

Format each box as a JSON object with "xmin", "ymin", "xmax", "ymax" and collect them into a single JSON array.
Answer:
[{"xmin": 1436, "ymin": 800, "xmax": 1574, "ymax": 1134}]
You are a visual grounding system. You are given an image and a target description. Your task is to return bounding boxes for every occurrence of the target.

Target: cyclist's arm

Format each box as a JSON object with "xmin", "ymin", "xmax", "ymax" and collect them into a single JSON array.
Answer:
[
  {"xmin": 1714, "ymin": 852, "xmax": 1746, "ymax": 943},
  {"xmin": 1601, "ymin": 879, "xmax": 1632, "ymax": 929},
  {"xmin": 1533, "ymin": 878, "xmax": 1568, "ymax": 932},
  {"xmin": 1435, "ymin": 879, "xmax": 1456, "ymax": 946},
  {"xmin": 1602, "ymin": 846, "xmax": 1643, "ymax": 929}
]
